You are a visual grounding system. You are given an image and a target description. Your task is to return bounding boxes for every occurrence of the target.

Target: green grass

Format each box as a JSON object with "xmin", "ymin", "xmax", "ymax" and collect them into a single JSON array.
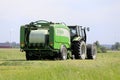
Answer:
[{"xmin": 0, "ymin": 49, "xmax": 120, "ymax": 80}]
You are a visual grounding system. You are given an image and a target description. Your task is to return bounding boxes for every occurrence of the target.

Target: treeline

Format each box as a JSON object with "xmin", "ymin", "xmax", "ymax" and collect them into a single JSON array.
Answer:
[
  {"xmin": 94, "ymin": 41, "xmax": 107, "ymax": 53},
  {"xmin": 94, "ymin": 41, "xmax": 120, "ymax": 53},
  {"xmin": 0, "ymin": 42, "xmax": 19, "ymax": 48},
  {"xmin": 111, "ymin": 42, "xmax": 120, "ymax": 50}
]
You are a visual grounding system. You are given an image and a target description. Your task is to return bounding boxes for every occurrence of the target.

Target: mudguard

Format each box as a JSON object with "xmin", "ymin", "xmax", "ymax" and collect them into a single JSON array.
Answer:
[{"xmin": 72, "ymin": 36, "xmax": 82, "ymax": 42}]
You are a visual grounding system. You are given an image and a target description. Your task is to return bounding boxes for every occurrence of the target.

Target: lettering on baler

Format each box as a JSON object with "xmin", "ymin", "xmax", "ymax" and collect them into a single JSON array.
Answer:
[{"xmin": 56, "ymin": 28, "xmax": 70, "ymax": 38}]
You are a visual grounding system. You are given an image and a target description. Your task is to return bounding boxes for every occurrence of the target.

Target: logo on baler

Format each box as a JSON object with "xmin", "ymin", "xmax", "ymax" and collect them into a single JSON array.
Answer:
[{"xmin": 56, "ymin": 28, "xmax": 70, "ymax": 38}]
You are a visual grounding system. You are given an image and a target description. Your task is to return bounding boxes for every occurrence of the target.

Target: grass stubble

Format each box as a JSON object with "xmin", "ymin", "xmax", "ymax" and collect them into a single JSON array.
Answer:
[{"xmin": 0, "ymin": 49, "xmax": 120, "ymax": 80}]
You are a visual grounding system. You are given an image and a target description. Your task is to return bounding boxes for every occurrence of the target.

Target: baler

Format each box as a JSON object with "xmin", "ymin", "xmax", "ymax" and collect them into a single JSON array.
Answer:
[{"xmin": 20, "ymin": 20, "xmax": 70, "ymax": 60}]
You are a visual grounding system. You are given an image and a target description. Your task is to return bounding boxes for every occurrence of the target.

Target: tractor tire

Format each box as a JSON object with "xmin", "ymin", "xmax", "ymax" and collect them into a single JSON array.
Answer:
[
  {"xmin": 72, "ymin": 41, "xmax": 86, "ymax": 59},
  {"xmin": 59, "ymin": 45, "xmax": 67, "ymax": 60},
  {"xmin": 87, "ymin": 44, "xmax": 97, "ymax": 59},
  {"xmin": 25, "ymin": 51, "xmax": 39, "ymax": 60}
]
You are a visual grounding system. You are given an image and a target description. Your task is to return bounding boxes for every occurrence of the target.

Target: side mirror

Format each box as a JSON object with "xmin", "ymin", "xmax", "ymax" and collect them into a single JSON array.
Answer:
[{"xmin": 87, "ymin": 27, "xmax": 90, "ymax": 31}]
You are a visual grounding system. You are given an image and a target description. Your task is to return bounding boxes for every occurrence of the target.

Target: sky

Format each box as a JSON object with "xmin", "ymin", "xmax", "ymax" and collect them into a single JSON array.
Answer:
[{"xmin": 0, "ymin": 0, "xmax": 120, "ymax": 44}]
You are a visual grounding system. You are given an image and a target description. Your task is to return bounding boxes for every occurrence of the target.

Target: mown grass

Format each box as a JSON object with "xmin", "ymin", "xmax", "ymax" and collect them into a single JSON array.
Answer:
[{"xmin": 0, "ymin": 49, "xmax": 120, "ymax": 80}]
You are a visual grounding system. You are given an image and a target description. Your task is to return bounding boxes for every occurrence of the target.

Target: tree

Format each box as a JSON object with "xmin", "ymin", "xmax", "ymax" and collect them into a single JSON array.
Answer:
[
  {"xmin": 112, "ymin": 42, "xmax": 120, "ymax": 50},
  {"xmin": 94, "ymin": 41, "xmax": 101, "ymax": 53},
  {"xmin": 94, "ymin": 41, "xmax": 107, "ymax": 53},
  {"xmin": 94, "ymin": 41, "xmax": 100, "ymax": 47},
  {"xmin": 101, "ymin": 46, "xmax": 107, "ymax": 53}
]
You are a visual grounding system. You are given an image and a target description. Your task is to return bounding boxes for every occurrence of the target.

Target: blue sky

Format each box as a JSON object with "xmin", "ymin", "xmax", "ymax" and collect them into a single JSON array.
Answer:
[{"xmin": 0, "ymin": 0, "xmax": 120, "ymax": 44}]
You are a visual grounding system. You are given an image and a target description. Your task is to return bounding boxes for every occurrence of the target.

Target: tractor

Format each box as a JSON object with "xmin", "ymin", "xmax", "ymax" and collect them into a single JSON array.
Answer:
[
  {"xmin": 20, "ymin": 20, "xmax": 97, "ymax": 60},
  {"xmin": 68, "ymin": 26, "xmax": 97, "ymax": 59}
]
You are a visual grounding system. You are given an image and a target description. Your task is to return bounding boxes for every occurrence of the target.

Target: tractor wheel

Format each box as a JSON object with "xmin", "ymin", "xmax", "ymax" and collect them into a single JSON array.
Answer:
[
  {"xmin": 59, "ymin": 45, "xmax": 67, "ymax": 60},
  {"xmin": 73, "ymin": 41, "xmax": 86, "ymax": 59},
  {"xmin": 87, "ymin": 44, "xmax": 97, "ymax": 59},
  {"xmin": 25, "ymin": 51, "xmax": 39, "ymax": 60}
]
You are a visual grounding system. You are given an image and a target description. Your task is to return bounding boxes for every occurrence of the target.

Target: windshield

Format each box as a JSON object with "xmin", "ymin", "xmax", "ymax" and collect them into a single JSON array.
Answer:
[{"xmin": 69, "ymin": 27, "xmax": 77, "ymax": 37}]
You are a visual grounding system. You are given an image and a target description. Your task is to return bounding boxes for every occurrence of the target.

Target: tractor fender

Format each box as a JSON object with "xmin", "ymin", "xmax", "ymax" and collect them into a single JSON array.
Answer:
[{"xmin": 72, "ymin": 37, "xmax": 82, "ymax": 41}]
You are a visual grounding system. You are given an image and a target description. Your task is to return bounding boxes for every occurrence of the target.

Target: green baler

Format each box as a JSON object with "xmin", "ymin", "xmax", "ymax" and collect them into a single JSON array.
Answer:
[{"xmin": 20, "ymin": 20, "xmax": 70, "ymax": 60}]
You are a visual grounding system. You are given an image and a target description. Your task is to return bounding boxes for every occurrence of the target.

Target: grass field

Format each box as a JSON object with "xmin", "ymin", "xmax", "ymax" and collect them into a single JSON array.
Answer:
[{"xmin": 0, "ymin": 48, "xmax": 120, "ymax": 80}]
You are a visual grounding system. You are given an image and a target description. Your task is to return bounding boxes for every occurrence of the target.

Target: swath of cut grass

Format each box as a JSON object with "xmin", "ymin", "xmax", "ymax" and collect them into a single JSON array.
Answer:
[{"xmin": 0, "ymin": 49, "xmax": 120, "ymax": 80}]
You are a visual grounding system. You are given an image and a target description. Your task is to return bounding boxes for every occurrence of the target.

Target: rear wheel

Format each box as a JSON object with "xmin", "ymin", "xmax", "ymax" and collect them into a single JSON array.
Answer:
[
  {"xmin": 59, "ymin": 45, "xmax": 67, "ymax": 60},
  {"xmin": 25, "ymin": 51, "xmax": 40, "ymax": 60},
  {"xmin": 26, "ymin": 52, "xmax": 30, "ymax": 60},
  {"xmin": 72, "ymin": 41, "xmax": 86, "ymax": 59},
  {"xmin": 87, "ymin": 44, "xmax": 97, "ymax": 59}
]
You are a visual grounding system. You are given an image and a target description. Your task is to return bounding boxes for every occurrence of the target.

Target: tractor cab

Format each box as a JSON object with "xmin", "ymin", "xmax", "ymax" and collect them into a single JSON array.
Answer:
[{"xmin": 68, "ymin": 26, "xmax": 87, "ymax": 43}]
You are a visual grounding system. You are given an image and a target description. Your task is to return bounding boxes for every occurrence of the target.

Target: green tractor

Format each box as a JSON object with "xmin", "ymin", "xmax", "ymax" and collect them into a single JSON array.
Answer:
[
  {"xmin": 20, "ymin": 20, "xmax": 97, "ymax": 60},
  {"xmin": 68, "ymin": 26, "xmax": 97, "ymax": 59}
]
